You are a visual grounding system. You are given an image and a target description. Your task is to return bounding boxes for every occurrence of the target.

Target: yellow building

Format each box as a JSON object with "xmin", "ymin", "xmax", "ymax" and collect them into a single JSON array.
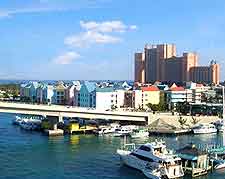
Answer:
[{"xmin": 141, "ymin": 86, "xmax": 160, "ymax": 109}]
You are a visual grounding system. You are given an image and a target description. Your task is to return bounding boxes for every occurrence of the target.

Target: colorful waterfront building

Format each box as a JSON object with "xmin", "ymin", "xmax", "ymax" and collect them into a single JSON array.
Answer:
[
  {"xmin": 95, "ymin": 86, "xmax": 127, "ymax": 111},
  {"xmin": 96, "ymin": 87, "xmax": 115, "ymax": 110},
  {"xmin": 52, "ymin": 81, "xmax": 67, "ymax": 105},
  {"xmin": 165, "ymin": 83, "xmax": 192, "ymax": 109},
  {"xmin": 73, "ymin": 81, "xmax": 82, "ymax": 106},
  {"xmin": 65, "ymin": 85, "xmax": 76, "ymax": 106},
  {"xmin": 37, "ymin": 83, "xmax": 54, "ymax": 104},
  {"xmin": 20, "ymin": 81, "xmax": 39, "ymax": 102},
  {"xmin": 78, "ymin": 81, "xmax": 96, "ymax": 108},
  {"xmin": 133, "ymin": 85, "xmax": 160, "ymax": 109},
  {"xmin": 141, "ymin": 86, "xmax": 160, "ymax": 108}
]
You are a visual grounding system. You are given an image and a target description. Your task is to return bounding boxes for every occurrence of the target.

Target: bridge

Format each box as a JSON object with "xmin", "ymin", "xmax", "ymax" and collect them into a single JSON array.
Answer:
[{"xmin": 0, "ymin": 102, "xmax": 150, "ymax": 124}]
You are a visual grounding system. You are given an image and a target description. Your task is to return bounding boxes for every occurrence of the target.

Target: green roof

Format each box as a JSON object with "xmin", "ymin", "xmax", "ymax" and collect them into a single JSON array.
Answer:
[{"xmin": 96, "ymin": 87, "xmax": 114, "ymax": 92}]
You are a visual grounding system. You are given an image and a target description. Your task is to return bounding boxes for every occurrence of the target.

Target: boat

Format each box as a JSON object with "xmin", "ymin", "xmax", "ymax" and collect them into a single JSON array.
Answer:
[
  {"xmin": 19, "ymin": 119, "xmax": 42, "ymax": 131},
  {"xmin": 192, "ymin": 123, "xmax": 217, "ymax": 134},
  {"xmin": 177, "ymin": 144, "xmax": 211, "ymax": 177},
  {"xmin": 130, "ymin": 128, "xmax": 149, "ymax": 138},
  {"xmin": 142, "ymin": 162, "xmax": 162, "ymax": 179},
  {"xmin": 117, "ymin": 140, "xmax": 184, "ymax": 178},
  {"xmin": 94, "ymin": 123, "xmax": 121, "ymax": 135},
  {"xmin": 94, "ymin": 126, "xmax": 113, "ymax": 135},
  {"xmin": 114, "ymin": 127, "xmax": 133, "ymax": 137},
  {"xmin": 13, "ymin": 115, "xmax": 42, "ymax": 131},
  {"xmin": 12, "ymin": 115, "xmax": 45, "ymax": 126},
  {"xmin": 208, "ymin": 146, "xmax": 225, "ymax": 170},
  {"xmin": 12, "ymin": 116, "xmax": 23, "ymax": 125},
  {"xmin": 109, "ymin": 123, "xmax": 121, "ymax": 132}
]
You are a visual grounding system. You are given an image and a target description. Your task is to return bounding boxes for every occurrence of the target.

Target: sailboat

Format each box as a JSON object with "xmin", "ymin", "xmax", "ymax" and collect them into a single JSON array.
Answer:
[{"xmin": 208, "ymin": 86, "xmax": 225, "ymax": 170}]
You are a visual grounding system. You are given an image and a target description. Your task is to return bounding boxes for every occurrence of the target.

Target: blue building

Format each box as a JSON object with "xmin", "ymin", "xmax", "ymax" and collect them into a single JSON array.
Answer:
[
  {"xmin": 20, "ymin": 81, "xmax": 39, "ymax": 102},
  {"xmin": 78, "ymin": 81, "xmax": 96, "ymax": 108}
]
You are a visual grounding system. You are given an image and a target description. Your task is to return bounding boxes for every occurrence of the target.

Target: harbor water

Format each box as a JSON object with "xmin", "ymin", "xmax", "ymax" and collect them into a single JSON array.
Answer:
[{"xmin": 0, "ymin": 113, "xmax": 225, "ymax": 179}]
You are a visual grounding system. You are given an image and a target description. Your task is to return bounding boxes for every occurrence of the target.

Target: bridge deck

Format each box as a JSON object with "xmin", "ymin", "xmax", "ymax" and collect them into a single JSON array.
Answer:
[{"xmin": 0, "ymin": 102, "xmax": 149, "ymax": 122}]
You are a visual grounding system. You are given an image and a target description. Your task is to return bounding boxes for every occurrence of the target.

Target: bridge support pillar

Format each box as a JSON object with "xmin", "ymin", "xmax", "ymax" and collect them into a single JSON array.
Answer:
[
  {"xmin": 59, "ymin": 115, "xmax": 63, "ymax": 123},
  {"xmin": 47, "ymin": 116, "xmax": 59, "ymax": 130}
]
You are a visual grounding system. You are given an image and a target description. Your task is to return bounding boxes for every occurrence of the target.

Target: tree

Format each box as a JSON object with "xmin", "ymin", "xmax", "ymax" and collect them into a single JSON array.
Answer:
[
  {"xmin": 178, "ymin": 116, "xmax": 187, "ymax": 129},
  {"xmin": 191, "ymin": 116, "xmax": 199, "ymax": 125},
  {"xmin": 176, "ymin": 102, "xmax": 190, "ymax": 115},
  {"xmin": 146, "ymin": 102, "xmax": 166, "ymax": 112}
]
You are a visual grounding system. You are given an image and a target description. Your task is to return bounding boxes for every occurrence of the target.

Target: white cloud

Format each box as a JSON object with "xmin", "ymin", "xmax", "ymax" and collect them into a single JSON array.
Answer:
[
  {"xmin": 129, "ymin": 25, "xmax": 137, "ymax": 30},
  {"xmin": 65, "ymin": 31, "xmax": 121, "ymax": 47},
  {"xmin": 80, "ymin": 20, "xmax": 134, "ymax": 33},
  {"xmin": 65, "ymin": 20, "xmax": 137, "ymax": 47},
  {"xmin": 0, "ymin": 0, "xmax": 109, "ymax": 19},
  {"xmin": 53, "ymin": 51, "xmax": 81, "ymax": 65},
  {"xmin": 0, "ymin": 11, "xmax": 11, "ymax": 18}
]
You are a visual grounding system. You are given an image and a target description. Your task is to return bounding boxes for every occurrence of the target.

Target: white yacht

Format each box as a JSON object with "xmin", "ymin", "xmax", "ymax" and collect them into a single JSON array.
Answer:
[
  {"xmin": 114, "ymin": 127, "xmax": 133, "ymax": 137},
  {"xmin": 94, "ymin": 126, "xmax": 113, "ymax": 135},
  {"xmin": 117, "ymin": 140, "xmax": 184, "ymax": 179},
  {"xmin": 94, "ymin": 123, "xmax": 121, "ymax": 135},
  {"xmin": 192, "ymin": 123, "xmax": 217, "ymax": 134},
  {"xmin": 110, "ymin": 123, "xmax": 121, "ymax": 132},
  {"xmin": 130, "ymin": 128, "xmax": 149, "ymax": 138}
]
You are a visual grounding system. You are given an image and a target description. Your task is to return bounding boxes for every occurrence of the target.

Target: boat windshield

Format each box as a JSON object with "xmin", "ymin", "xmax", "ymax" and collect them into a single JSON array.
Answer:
[{"xmin": 154, "ymin": 147, "xmax": 163, "ymax": 155}]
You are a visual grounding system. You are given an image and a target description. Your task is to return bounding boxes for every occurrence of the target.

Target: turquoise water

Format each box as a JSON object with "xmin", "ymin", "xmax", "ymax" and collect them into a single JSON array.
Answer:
[{"xmin": 0, "ymin": 113, "xmax": 224, "ymax": 179}]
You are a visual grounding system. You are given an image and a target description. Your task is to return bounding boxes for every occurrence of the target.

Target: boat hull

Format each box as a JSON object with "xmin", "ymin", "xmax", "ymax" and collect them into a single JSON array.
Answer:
[
  {"xmin": 193, "ymin": 129, "xmax": 217, "ymax": 134},
  {"xmin": 131, "ymin": 132, "xmax": 149, "ymax": 139},
  {"xmin": 214, "ymin": 160, "xmax": 225, "ymax": 170},
  {"xmin": 142, "ymin": 170, "xmax": 161, "ymax": 179},
  {"xmin": 117, "ymin": 149, "xmax": 146, "ymax": 171}
]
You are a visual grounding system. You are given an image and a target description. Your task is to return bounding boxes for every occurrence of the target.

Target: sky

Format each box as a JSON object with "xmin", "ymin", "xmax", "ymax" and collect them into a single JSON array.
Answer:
[{"xmin": 0, "ymin": 0, "xmax": 225, "ymax": 81}]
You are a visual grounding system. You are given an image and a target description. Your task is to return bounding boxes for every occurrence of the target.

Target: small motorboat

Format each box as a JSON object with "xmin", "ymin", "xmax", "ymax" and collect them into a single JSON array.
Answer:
[
  {"xmin": 130, "ymin": 128, "xmax": 149, "ymax": 138},
  {"xmin": 192, "ymin": 123, "xmax": 217, "ymax": 134},
  {"xmin": 94, "ymin": 126, "xmax": 113, "ymax": 135},
  {"xmin": 12, "ymin": 116, "xmax": 23, "ymax": 125},
  {"xmin": 114, "ymin": 127, "xmax": 132, "ymax": 137}
]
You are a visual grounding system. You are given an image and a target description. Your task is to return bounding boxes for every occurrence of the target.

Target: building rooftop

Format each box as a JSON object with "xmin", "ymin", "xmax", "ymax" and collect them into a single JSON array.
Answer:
[
  {"xmin": 96, "ymin": 87, "xmax": 114, "ymax": 92},
  {"xmin": 169, "ymin": 83, "xmax": 185, "ymax": 91},
  {"xmin": 142, "ymin": 86, "xmax": 159, "ymax": 92}
]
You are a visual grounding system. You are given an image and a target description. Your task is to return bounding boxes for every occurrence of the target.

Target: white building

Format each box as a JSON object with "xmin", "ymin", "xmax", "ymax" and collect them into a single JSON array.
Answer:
[{"xmin": 95, "ymin": 87, "xmax": 125, "ymax": 111}]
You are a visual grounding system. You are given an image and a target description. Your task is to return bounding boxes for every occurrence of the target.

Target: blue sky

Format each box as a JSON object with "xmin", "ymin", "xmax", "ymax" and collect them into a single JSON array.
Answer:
[{"xmin": 0, "ymin": 0, "xmax": 225, "ymax": 81}]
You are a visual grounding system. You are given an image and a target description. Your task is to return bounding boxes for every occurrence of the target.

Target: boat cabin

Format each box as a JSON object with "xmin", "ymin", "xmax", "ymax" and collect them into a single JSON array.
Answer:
[{"xmin": 177, "ymin": 144, "xmax": 211, "ymax": 177}]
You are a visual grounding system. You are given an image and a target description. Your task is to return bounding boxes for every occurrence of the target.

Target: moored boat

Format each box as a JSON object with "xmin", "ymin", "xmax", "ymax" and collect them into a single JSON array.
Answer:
[
  {"xmin": 192, "ymin": 123, "xmax": 217, "ymax": 134},
  {"xmin": 130, "ymin": 128, "xmax": 149, "ymax": 138},
  {"xmin": 117, "ymin": 140, "xmax": 184, "ymax": 178},
  {"xmin": 114, "ymin": 127, "xmax": 132, "ymax": 137},
  {"xmin": 208, "ymin": 146, "xmax": 225, "ymax": 170}
]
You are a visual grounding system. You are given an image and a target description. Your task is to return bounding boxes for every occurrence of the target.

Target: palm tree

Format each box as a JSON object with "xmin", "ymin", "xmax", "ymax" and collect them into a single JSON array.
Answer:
[{"xmin": 178, "ymin": 115, "xmax": 187, "ymax": 129}]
